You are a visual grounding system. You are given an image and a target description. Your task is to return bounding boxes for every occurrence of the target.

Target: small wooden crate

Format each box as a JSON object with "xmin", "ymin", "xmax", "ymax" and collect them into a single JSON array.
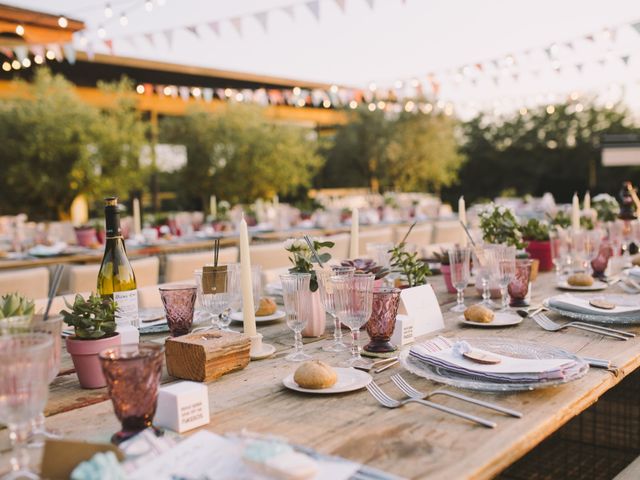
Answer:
[{"xmin": 165, "ymin": 331, "xmax": 251, "ymax": 382}]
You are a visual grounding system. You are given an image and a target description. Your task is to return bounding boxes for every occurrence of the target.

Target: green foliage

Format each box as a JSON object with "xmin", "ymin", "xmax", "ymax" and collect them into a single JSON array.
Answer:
[
  {"xmin": 390, "ymin": 223, "xmax": 431, "ymax": 287},
  {"xmin": 61, "ymin": 293, "xmax": 118, "ymax": 340},
  {"xmin": 520, "ymin": 218, "xmax": 550, "ymax": 241},
  {"xmin": 284, "ymin": 238, "xmax": 334, "ymax": 292},
  {"xmin": 319, "ymin": 108, "xmax": 464, "ymax": 192},
  {"xmin": 592, "ymin": 193, "xmax": 620, "ymax": 222},
  {"xmin": 442, "ymin": 102, "xmax": 640, "ymax": 206},
  {"xmin": 0, "ymin": 293, "xmax": 35, "ymax": 319},
  {"xmin": 160, "ymin": 105, "xmax": 324, "ymax": 208},
  {"xmin": 479, "ymin": 204, "xmax": 525, "ymax": 249},
  {"xmin": 0, "ymin": 69, "xmax": 148, "ymax": 219}
]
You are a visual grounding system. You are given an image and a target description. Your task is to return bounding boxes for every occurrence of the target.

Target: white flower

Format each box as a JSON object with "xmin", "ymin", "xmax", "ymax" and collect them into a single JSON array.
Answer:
[
  {"xmin": 283, "ymin": 238, "xmax": 295, "ymax": 250},
  {"xmin": 293, "ymin": 239, "xmax": 308, "ymax": 250}
]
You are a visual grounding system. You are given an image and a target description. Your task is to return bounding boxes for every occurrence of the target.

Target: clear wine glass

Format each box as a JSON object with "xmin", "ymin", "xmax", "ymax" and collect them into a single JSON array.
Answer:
[
  {"xmin": 280, "ymin": 273, "xmax": 312, "ymax": 362},
  {"xmin": 332, "ymin": 273, "xmax": 375, "ymax": 368},
  {"xmin": 317, "ymin": 265, "xmax": 355, "ymax": 352},
  {"xmin": 550, "ymin": 226, "xmax": 571, "ymax": 279},
  {"xmin": 0, "ymin": 333, "xmax": 53, "ymax": 480},
  {"xmin": 494, "ymin": 245, "xmax": 516, "ymax": 311},
  {"xmin": 194, "ymin": 265, "xmax": 235, "ymax": 331},
  {"xmin": 474, "ymin": 246, "xmax": 498, "ymax": 309},
  {"xmin": 448, "ymin": 247, "xmax": 471, "ymax": 312}
]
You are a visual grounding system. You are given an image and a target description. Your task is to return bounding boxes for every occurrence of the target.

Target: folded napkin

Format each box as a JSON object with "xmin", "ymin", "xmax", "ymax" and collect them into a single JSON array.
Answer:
[
  {"xmin": 547, "ymin": 293, "xmax": 640, "ymax": 316},
  {"xmin": 628, "ymin": 266, "xmax": 640, "ymax": 279},
  {"xmin": 409, "ymin": 336, "xmax": 579, "ymax": 383}
]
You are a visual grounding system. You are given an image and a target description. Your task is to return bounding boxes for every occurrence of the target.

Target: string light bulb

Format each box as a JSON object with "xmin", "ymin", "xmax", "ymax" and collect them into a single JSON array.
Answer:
[
  {"xmin": 349, "ymin": 100, "xmax": 358, "ymax": 109},
  {"xmin": 45, "ymin": 50, "xmax": 56, "ymax": 60},
  {"xmin": 11, "ymin": 60, "xmax": 20, "ymax": 69},
  {"xmin": 15, "ymin": 24, "xmax": 24, "ymax": 35},
  {"xmin": 119, "ymin": 13, "xmax": 128, "ymax": 26},
  {"xmin": 104, "ymin": 3, "xmax": 113, "ymax": 18},
  {"xmin": 34, "ymin": 55, "xmax": 43, "ymax": 64},
  {"xmin": 97, "ymin": 25, "xmax": 106, "ymax": 38},
  {"xmin": 292, "ymin": 86, "xmax": 301, "ymax": 96},
  {"xmin": 21, "ymin": 58, "xmax": 31, "ymax": 68},
  {"xmin": 136, "ymin": 84, "xmax": 145, "ymax": 94},
  {"xmin": 2, "ymin": 62, "xmax": 10, "ymax": 71},
  {"xmin": 58, "ymin": 16, "xmax": 68, "ymax": 28},
  {"xmin": 145, "ymin": 0, "xmax": 153, "ymax": 11},
  {"xmin": 322, "ymin": 99, "xmax": 331, "ymax": 108}
]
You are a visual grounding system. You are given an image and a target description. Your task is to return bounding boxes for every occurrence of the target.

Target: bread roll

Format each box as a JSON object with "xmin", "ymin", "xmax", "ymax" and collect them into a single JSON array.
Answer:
[
  {"xmin": 464, "ymin": 304, "xmax": 494, "ymax": 324},
  {"xmin": 293, "ymin": 360, "xmax": 337, "ymax": 389},
  {"xmin": 567, "ymin": 273, "xmax": 594, "ymax": 287},
  {"xmin": 256, "ymin": 297, "xmax": 277, "ymax": 316}
]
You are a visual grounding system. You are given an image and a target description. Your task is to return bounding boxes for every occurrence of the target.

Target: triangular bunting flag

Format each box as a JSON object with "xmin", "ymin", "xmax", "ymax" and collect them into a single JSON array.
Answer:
[
  {"xmin": 564, "ymin": 41, "xmax": 574, "ymax": 50},
  {"xmin": 230, "ymin": 17, "xmax": 243, "ymax": 36},
  {"xmin": 632, "ymin": 22, "xmax": 640, "ymax": 35},
  {"xmin": 48, "ymin": 44, "xmax": 63, "ymax": 61},
  {"xmin": 62, "ymin": 43, "xmax": 76, "ymax": 64},
  {"xmin": 163, "ymin": 29, "xmax": 173, "ymax": 48},
  {"xmin": 254, "ymin": 11, "xmax": 269, "ymax": 32},
  {"xmin": 334, "ymin": 0, "xmax": 347, "ymax": 12},
  {"xmin": 202, "ymin": 88, "xmax": 214, "ymax": 102},
  {"xmin": 575, "ymin": 63, "xmax": 583, "ymax": 73},
  {"xmin": 178, "ymin": 86, "xmax": 190, "ymax": 101},
  {"xmin": 103, "ymin": 39, "xmax": 114, "ymax": 55},
  {"xmin": 208, "ymin": 21, "xmax": 220, "ymax": 36},
  {"xmin": 13, "ymin": 45, "xmax": 27, "ymax": 63},
  {"xmin": 281, "ymin": 5, "xmax": 295, "ymax": 19},
  {"xmin": 29, "ymin": 44, "xmax": 44, "ymax": 57},
  {"xmin": 306, "ymin": 1, "xmax": 320, "ymax": 21},
  {"xmin": 365, "ymin": 0, "xmax": 375, "ymax": 9},
  {"xmin": 144, "ymin": 33, "xmax": 155, "ymax": 47},
  {"xmin": 622, "ymin": 55, "xmax": 630, "ymax": 66},
  {"xmin": 584, "ymin": 34, "xmax": 595, "ymax": 42},
  {"xmin": 186, "ymin": 25, "xmax": 199, "ymax": 38},
  {"xmin": 475, "ymin": 63, "xmax": 483, "ymax": 72},
  {"xmin": 0, "ymin": 46, "xmax": 13, "ymax": 58},
  {"xmin": 544, "ymin": 47, "xmax": 553, "ymax": 59}
]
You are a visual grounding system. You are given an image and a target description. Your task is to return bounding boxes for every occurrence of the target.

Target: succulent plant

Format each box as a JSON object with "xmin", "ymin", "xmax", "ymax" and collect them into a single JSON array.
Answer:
[
  {"xmin": 61, "ymin": 293, "xmax": 118, "ymax": 340},
  {"xmin": 0, "ymin": 293, "xmax": 35, "ymax": 319},
  {"xmin": 432, "ymin": 248, "xmax": 450, "ymax": 265},
  {"xmin": 340, "ymin": 258, "xmax": 389, "ymax": 280}
]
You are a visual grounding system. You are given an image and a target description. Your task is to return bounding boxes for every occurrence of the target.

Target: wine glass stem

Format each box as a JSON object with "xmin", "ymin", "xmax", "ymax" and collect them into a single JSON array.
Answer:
[
  {"xmin": 351, "ymin": 329, "xmax": 360, "ymax": 360},
  {"xmin": 332, "ymin": 314, "xmax": 343, "ymax": 343},
  {"xmin": 500, "ymin": 286, "xmax": 509, "ymax": 309},
  {"xmin": 482, "ymin": 279, "xmax": 490, "ymax": 301},
  {"xmin": 9, "ymin": 421, "xmax": 32, "ymax": 474},
  {"xmin": 294, "ymin": 329, "xmax": 303, "ymax": 353},
  {"xmin": 456, "ymin": 288, "xmax": 464, "ymax": 307}
]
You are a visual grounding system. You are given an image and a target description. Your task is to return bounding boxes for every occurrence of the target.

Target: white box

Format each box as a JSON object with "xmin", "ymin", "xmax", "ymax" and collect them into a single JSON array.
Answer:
[
  {"xmin": 390, "ymin": 314, "xmax": 415, "ymax": 347},
  {"xmin": 117, "ymin": 324, "xmax": 140, "ymax": 345},
  {"xmin": 154, "ymin": 381, "xmax": 210, "ymax": 433}
]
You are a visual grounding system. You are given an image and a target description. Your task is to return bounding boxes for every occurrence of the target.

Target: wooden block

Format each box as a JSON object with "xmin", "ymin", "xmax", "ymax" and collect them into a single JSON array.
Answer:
[{"xmin": 165, "ymin": 331, "xmax": 251, "ymax": 383}]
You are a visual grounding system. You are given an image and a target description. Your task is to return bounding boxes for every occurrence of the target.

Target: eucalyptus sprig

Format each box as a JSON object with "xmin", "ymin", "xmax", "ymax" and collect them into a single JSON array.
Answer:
[
  {"xmin": 389, "ymin": 223, "xmax": 431, "ymax": 288},
  {"xmin": 284, "ymin": 238, "xmax": 335, "ymax": 292}
]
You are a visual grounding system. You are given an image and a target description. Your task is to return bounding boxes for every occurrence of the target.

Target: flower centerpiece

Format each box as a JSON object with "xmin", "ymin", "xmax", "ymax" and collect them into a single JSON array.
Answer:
[
  {"xmin": 284, "ymin": 237, "xmax": 334, "ymax": 337},
  {"xmin": 61, "ymin": 293, "xmax": 120, "ymax": 389},
  {"xmin": 520, "ymin": 218, "xmax": 553, "ymax": 271},
  {"xmin": 592, "ymin": 193, "xmax": 620, "ymax": 223},
  {"xmin": 479, "ymin": 203, "xmax": 526, "ymax": 249}
]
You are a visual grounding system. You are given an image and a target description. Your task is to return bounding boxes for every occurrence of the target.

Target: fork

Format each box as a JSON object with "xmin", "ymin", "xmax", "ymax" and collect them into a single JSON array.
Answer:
[
  {"xmin": 365, "ymin": 380, "xmax": 497, "ymax": 428},
  {"xmin": 390, "ymin": 373, "xmax": 522, "ymax": 418},
  {"xmin": 532, "ymin": 313, "xmax": 629, "ymax": 340}
]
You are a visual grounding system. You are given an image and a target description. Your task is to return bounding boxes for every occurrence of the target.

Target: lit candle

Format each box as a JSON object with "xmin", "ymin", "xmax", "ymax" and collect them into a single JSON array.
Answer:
[
  {"xmin": 571, "ymin": 192, "xmax": 580, "ymax": 230},
  {"xmin": 349, "ymin": 207, "xmax": 359, "ymax": 259},
  {"xmin": 273, "ymin": 194, "xmax": 279, "ymax": 209},
  {"xmin": 239, "ymin": 214, "xmax": 257, "ymax": 337},
  {"xmin": 210, "ymin": 195, "xmax": 217, "ymax": 218},
  {"xmin": 133, "ymin": 198, "xmax": 142, "ymax": 236},
  {"xmin": 583, "ymin": 191, "xmax": 591, "ymax": 212},
  {"xmin": 458, "ymin": 196, "xmax": 467, "ymax": 226}
]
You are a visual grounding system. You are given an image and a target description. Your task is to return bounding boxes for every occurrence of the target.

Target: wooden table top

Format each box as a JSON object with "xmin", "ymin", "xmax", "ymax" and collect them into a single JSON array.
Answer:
[{"xmin": 4, "ymin": 271, "xmax": 640, "ymax": 480}]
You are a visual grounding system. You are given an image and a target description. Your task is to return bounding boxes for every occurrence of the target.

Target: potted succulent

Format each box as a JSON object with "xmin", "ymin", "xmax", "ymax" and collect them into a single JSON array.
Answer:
[
  {"xmin": 340, "ymin": 258, "xmax": 389, "ymax": 285},
  {"xmin": 520, "ymin": 219, "xmax": 553, "ymax": 271},
  {"xmin": 432, "ymin": 249, "xmax": 456, "ymax": 294},
  {"xmin": 0, "ymin": 293, "xmax": 35, "ymax": 331},
  {"xmin": 284, "ymin": 237, "xmax": 334, "ymax": 337},
  {"xmin": 61, "ymin": 293, "xmax": 120, "ymax": 389},
  {"xmin": 74, "ymin": 224, "xmax": 99, "ymax": 248}
]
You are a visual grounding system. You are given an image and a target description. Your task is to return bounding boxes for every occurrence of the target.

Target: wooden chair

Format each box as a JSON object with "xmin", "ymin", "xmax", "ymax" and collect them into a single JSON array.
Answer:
[
  {"xmin": 358, "ymin": 227, "xmax": 394, "ymax": 256},
  {"xmin": 67, "ymin": 256, "xmax": 160, "ymax": 293},
  {"xmin": 164, "ymin": 248, "xmax": 238, "ymax": 283},
  {"xmin": 432, "ymin": 219, "xmax": 465, "ymax": 245},
  {"xmin": 323, "ymin": 233, "xmax": 350, "ymax": 261},
  {"xmin": 0, "ymin": 267, "xmax": 49, "ymax": 299},
  {"xmin": 249, "ymin": 243, "xmax": 290, "ymax": 271},
  {"xmin": 394, "ymin": 222, "xmax": 434, "ymax": 248}
]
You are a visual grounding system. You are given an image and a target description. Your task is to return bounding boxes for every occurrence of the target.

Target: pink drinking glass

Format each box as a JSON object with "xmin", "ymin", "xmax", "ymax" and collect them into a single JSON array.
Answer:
[
  {"xmin": 508, "ymin": 259, "xmax": 532, "ymax": 307},
  {"xmin": 365, "ymin": 287, "xmax": 401, "ymax": 353},
  {"xmin": 159, "ymin": 285, "xmax": 197, "ymax": 336}
]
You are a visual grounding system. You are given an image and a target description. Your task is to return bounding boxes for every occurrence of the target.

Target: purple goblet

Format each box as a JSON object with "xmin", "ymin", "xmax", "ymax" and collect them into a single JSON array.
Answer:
[
  {"xmin": 159, "ymin": 285, "xmax": 197, "ymax": 336},
  {"xmin": 365, "ymin": 287, "xmax": 401, "ymax": 353}
]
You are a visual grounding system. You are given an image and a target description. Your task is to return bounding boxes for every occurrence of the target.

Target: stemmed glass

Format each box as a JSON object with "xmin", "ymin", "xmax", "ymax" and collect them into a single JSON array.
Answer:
[
  {"xmin": 0, "ymin": 333, "xmax": 53, "ymax": 479},
  {"xmin": 332, "ymin": 273, "xmax": 375, "ymax": 368},
  {"xmin": 572, "ymin": 229, "xmax": 602, "ymax": 274},
  {"xmin": 194, "ymin": 266, "xmax": 236, "ymax": 331},
  {"xmin": 280, "ymin": 273, "xmax": 312, "ymax": 362},
  {"xmin": 550, "ymin": 227, "xmax": 570, "ymax": 279},
  {"xmin": 316, "ymin": 265, "xmax": 355, "ymax": 352},
  {"xmin": 448, "ymin": 247, "xmax": 471, "ymax": 312},
  {"xmin": 474, "ymin": 246, "xmax": 498, "ymax": 309},
  {"xmin": 494, "ymin": 246, "xmax": 516, "ymax": 311}
]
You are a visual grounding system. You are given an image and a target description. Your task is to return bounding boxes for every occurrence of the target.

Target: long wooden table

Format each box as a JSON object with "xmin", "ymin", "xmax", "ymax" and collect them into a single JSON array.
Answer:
[{"xmin": 3, "ymin": 272, "xmax": 640, "ymax": 479}]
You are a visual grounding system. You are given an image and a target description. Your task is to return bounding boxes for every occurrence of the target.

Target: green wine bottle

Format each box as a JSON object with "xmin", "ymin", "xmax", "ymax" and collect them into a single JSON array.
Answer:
[{"xmin": 97, "ymin": 197, "xmax": 139, "ymax": 327}]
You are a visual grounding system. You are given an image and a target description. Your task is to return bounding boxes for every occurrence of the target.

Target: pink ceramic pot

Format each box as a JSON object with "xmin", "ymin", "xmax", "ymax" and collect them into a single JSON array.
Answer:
[
  {"xmin": 525, "ymin": 240, "xmax": 553, "ymax": 272},
  {"xmin": 440, "ymin": 265, "xmax": 457, "ymax": 294},
  {"xmin": 302, "ymin": 290, "xmax": 326, "ymax": 338},
  {"xmin": 75, "ymin": 227, "xmax": 98, "ymax": 247},
  {"xmin": 66, "ymin": 333, "xmax": 121, "ymax": 389}
]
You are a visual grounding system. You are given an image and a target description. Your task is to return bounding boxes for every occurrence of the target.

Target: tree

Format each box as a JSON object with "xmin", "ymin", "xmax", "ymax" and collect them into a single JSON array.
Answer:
[{"xmin": 160, "ymin": 105, "xmax": 324, "ymax": 207}]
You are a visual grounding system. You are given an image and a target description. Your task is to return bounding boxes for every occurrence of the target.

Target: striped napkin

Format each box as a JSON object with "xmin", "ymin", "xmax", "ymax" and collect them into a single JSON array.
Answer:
[
  {"xmin": 547, "ymin": 293, "xmax": 640, "ymax": 316},
  {"xmin": 409, "ymin": 336, "xmax": 579, "ymax": 383}
]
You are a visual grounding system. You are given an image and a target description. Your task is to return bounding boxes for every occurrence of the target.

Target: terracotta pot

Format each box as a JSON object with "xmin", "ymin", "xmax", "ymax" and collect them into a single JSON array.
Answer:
[
  {"xmin": 66, "ymin": 333, "xmax": 121, "ymax": 389},
  {"xmin": 440, "ymin": 265, "xmax": 457, "ymax": 294},
  {"xmin": 525, "ymin": 240, "xmax": 553, "ymax": 272},
  {"xmin": 75, "ymin": 227, "xmax": 98, "ymax": 247},
  {"xmin": 301, "ymin": 290, "xmax": 326, "ymax": 338}
]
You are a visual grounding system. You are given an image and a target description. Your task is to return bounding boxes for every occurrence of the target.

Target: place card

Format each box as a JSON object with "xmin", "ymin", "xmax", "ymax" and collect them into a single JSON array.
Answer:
[
  {"xmin": 201, "ymin": 265, "xmax": 227, "ymax": 294},
  {"xmin": 154, "ymin": 381, "xmax": 210, "ymax": 433},
  {"xmin": 397, "ymin": 284, "xmax": 444, "ymax": 339},
  {"xmin": 390, "ymin": 314, "xmax": 414, "ymax": 346}
]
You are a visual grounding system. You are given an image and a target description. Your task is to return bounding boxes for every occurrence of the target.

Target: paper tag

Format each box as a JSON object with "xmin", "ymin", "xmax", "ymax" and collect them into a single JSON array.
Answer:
[
  {"xmin": 154, "ymin": 381, "xmax": 210, "ymax": 433},
  {"xmin": 390, "ymin": 314, "xmax": 414, "ymax": 346},
  {"xmin": 397, "ymin": 284, "xmax": 444, "ymax": 338},
  {"xmin": 202, "ymin": 265, "xmax": 227, "ymax": 295},
  {"xmin": 41, "ymin": 439, "xmax": 124, "ymax": 480}
]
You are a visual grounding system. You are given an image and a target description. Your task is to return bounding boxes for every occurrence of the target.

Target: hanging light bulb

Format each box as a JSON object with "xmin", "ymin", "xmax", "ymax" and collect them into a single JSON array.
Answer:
[
  {"xmin": 15, "ymin": 24, "xmax": 25, "ymax": 35},
  {"xmin": 97, "ymin": 25, "xmax": 106, "ymax": 38},
  {"xmin": 34, "ymin": 55, "xmax": 44, "ymax": 64},
  {"xmin": 119, "ymin": 13, "xmax": 128, "ymax": 26},
  {"xmin": 145, "ymin": 0, "xmax": 153, "ymax": 11},
  {"xmin": 58, "ymin": 16, "xmax": 68, "ymax": 28},
  {"xmin": 22, "ymin": 58, "xmax": 31, "ymax": 68},
  {"xmin": 45, "ymin": 50, "xmax": 56, "ymax": 60},
  {"xmin": 2, "ymin": 62, "xmax": 11, "ymax": 72},
  {"xmin": 11, "ymin": 60, "xmax": 21, "ymax": 69},
  {"xmin": 104, "ymin": 3, "xmax": 113, "ymax": 18}
]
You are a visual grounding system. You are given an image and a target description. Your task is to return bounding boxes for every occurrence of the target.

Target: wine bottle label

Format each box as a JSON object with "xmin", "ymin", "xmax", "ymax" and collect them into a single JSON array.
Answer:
[{"xmin": 114, "ymin": 290, "xmax": 140, "ymax": 328}]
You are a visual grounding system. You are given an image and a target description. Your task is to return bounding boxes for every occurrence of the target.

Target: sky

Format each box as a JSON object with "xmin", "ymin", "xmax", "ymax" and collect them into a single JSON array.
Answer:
[{"xmin": 10, "ymin": 0, "xmax": 640, "ymax": 115}]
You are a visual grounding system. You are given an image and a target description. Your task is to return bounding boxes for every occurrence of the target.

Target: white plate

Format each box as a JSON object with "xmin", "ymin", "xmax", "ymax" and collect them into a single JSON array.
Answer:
[
  {"xmin": 283, "ymin": 367, "xmax": 372, "ymax": 394},
  {"xmin": 458, "ymin": 311, "xmax": 522, "ymax": 328},
  {"xmin": 557, "ymin": 280, "xmax": 608, "ymax": 291},
  {"xmin": 230, "ymin": 310, "xmax": 286, "ymax": 323}
]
